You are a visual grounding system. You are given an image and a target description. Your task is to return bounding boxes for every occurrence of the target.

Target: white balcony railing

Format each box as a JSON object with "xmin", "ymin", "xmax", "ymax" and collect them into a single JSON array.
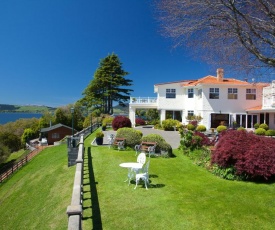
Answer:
[{"xmin": 130, "ymin": 97, "xmax": 157, "ymax": 104}]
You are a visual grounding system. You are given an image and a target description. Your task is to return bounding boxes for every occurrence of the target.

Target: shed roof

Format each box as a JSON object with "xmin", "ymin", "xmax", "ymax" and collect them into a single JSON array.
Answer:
[{"xmin": 40, "ymin": 123, "xmax": 73, "ymax": 133}]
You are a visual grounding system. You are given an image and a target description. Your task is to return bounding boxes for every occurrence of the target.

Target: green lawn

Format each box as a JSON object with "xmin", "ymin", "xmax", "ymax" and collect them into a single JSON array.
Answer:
[
  {"xmin": 0, "ymin": 144, "xmax": 75, "ymax": 230},
  {"xmin": 0, "ymin": 132, "xmax": 274, "ymax": 229},
  {"xmin": 82, "ymin": 134, "xmax": 275, "ymax": 230}
]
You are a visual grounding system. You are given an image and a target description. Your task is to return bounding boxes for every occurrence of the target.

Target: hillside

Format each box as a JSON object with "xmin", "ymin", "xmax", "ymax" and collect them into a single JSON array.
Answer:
[
  {"xmin": 0, "ymin": 104, "xmax": 56, "ymax": 113},
  {"xmin": 113, "ymin": 103, "xmax": 129, "ymax": 114},
  {"xmin": 0, "ymin": 103, "xmax": 128, "ymax": 114}
]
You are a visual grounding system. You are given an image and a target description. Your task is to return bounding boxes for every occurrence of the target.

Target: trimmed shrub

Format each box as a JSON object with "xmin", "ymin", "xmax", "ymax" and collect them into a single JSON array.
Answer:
[
  {"xmin": 265, "ymin": 129, "xmax": 275, "ymax": 136},
  {"xmin": 153, "ymin": 123, "xmax": 163, "ymax": 130},
  {"xmin": 193, "ymin": 131, "xmax": 212, "ymax": 146},
  {"xmin": 237, "ymin": 127, "xmax": 246, "ymax": 131},
  {"xmin": 102, "ymin": 117, "xmax": 114, "ymax": 126},
  {"xmin": 259, "ymin": 123, "xmax": 269, "ymax": 130},
  {"xmin": 141, "ymin": 134, "xmax": 172, "ymax": 157},
  {"xmin": 196, "ymin": 125, "xmax": 206, "ymax": 132},
  {"xmin": 95, "ymin": 131, "xmax": 104, "ymax": 138},
  {"xmin": 116, "ymin": 127, "xmax": 142, "ymax": 148},
  {"xmin": 216, "ymin": 125, "xmax": 227, "ymax": 133},
  {"xmin": 186, "ymin": 123, "xmax": 195, "ymax": 131},
  {"xmin": 211, "ymin": 129, "xmax": 275, "ymax": 181},
  {"xmin": 112, "ymin": 116, "xmax": 132, "ymax": 131},
  {"xmin": 162, "ymin": 119, "xmax": 179, "ymax": 131},
  {"xmin": 135, "ymin": 117, "xmax": 146, "ymax": 126},
  {"xmin": 254, "ymin": 123, "xmax": 260, "ymax": 129},
  {"xmin": 255, "ymin": 128, "xmax": 266, "ymax": 135}
]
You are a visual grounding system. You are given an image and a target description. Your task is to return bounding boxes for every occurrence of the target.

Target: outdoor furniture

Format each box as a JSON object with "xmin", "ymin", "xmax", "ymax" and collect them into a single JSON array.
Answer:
[
  {"xmin": 135, "ymin": 141, "xmax": 157, "ymax": 156},
  {"xmin": 108, "ymin": 134, "xmax": 115, "ymax": 148},
  {"xmin": 112, "ymin": 138, "xmax": 126, "ymax": 151},
  {"xmin": 134, "ymin": 160, "xmax": 150, "ymax": 190},
  {"xmin": 137, "ymin": 152, "xmax": 146, "ymax": 164},
  {"xmin": 133, "ymin": 153, "xmax": 146, "ymax": 174},
  {"xmin": 119, "ymin": 162, "xmax": 143, "ymax": 185}
]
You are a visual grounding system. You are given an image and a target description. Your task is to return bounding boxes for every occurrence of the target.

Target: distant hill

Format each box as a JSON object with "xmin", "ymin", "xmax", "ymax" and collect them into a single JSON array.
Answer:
[
  {"xmin": 0, "ymin": 103, "xmax": 128, "ymax": 114},
  {"xmin": 0, "ymin": 104, "xmax": 56, "ymax": 113},
  {"xmin": 113, "ymin": 103, "xmax": 129, "ymax": 114}
]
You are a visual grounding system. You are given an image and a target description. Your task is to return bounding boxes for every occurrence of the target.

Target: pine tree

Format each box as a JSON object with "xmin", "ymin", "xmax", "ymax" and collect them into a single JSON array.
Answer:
[{"xmin": 82, "ymin": 53, "xmax": 133, "ymax": 114}]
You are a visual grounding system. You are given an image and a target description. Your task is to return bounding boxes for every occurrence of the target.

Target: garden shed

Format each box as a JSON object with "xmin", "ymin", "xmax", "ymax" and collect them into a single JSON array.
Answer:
[{"xmin": 40, "ymin": 123, "xmax": 74, "ymax": 145}]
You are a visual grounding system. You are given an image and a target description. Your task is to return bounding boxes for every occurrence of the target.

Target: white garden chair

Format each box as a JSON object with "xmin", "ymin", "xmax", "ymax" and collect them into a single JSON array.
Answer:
[{"xmin": 134, "ymin": 160, "xmax": 150, "ymax": 190}]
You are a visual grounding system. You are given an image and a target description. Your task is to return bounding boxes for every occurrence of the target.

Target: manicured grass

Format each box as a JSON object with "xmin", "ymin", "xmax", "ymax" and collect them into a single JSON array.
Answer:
[
  {"xmin": 0, "ymin": 144, "xmax": 75, "ymax": 230},
  {"xmin": 82, "ymin": 134, "xmax": 275, "ymax": 230},
  {"xmin": 0, "ymin": 132, "xmax": 274, "ymax": 229}
]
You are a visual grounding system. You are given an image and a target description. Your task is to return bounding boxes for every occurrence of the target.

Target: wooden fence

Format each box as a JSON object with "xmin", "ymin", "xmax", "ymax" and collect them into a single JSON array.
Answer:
[{"xmin": 0, "ymin": 147, "xmax": 41, "ymax": 183}]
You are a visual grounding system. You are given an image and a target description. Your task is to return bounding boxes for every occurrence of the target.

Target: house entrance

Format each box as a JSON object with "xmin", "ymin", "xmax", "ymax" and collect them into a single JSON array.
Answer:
[{"xmin": 211, "ymin": 113, "xmax": 229, "ymax": 128}]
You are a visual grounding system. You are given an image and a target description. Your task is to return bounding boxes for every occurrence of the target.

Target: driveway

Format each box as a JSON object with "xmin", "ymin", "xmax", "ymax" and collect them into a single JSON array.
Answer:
[{"xmin": 102, "ymin": 126, "xmax": 181, "ymax": 149}]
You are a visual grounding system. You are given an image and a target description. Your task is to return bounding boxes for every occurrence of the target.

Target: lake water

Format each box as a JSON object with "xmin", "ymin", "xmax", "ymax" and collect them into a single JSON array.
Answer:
[{"xmin": 0, "ymin": 113, "xmax": 42, "ymax": 125}]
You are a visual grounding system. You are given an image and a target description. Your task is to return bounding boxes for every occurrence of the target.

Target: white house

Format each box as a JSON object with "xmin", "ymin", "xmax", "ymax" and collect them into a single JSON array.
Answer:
[{"xmin": 129, "ymin": 68, "xmax": 275, "ymax": 130}]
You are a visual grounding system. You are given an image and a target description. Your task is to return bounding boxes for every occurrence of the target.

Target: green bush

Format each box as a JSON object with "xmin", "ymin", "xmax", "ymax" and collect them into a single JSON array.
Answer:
[
  {"xmin": 116, "ymin": 127, "xmax": 142, "ymax": 148},
  {"xmin": 162, "ymin": 119, "xmax": 180, "ymax": 131},
  {"xmin": 95, "ymin": 131, "xmax": 104, "ymax": 138},
  {"xmin": 216, "ymin": 125, "xmax": 227, "ymax": 133},
  {"xmin": 196, "ymin": 125, "xmax": 206, "ymax": 132},
  {"xmin": 154, "ymin": 123, "xmax": 163, "ymax": 130},
  {"xmin": 259, "ymin": 123, "xmax": 269, "ymax": 130},
  {"xmin": 141, "ymin": 134, "xmax": 172, "ymax": 157},
  {"xmin": 265, "ymin": 129, "xmax": 275, "ymax": 136},
  {"xmin": 254, "ymin": 123, "xmax": 260, "ymax": 129},
  {"xmin": 102, "ymin": 117, "xmax": 114, "ymax": 126},
  {"xmin": 254, "ymin": 128, "xmax": 266, "ymax": 135},
  {"xmin": 237, "ymin": 127, "xmax": 246, "ymax": 131},
  {"xmin": 186, "ymin": 123, "xmax": 195, "ymax": 131}
]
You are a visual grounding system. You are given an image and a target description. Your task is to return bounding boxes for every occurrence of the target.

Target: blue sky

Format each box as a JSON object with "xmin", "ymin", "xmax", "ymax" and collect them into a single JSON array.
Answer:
[{"xmin": 0, "ymin": 0, "xmax": 211, "ymax": 107}]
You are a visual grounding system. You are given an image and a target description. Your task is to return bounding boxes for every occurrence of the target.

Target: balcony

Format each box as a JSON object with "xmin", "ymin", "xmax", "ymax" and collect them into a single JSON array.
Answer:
[
  {"xmin": 130, "ymin": 97, "xmax": 157, "ymax": 104},
  {"xmin": 129, "ymin": 97, "xmax": 158, "ymax": 109}
]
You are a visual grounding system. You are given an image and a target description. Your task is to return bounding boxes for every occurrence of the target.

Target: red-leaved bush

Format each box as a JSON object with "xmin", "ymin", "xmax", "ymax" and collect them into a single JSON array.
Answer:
[
  {"xmin": 211, "ymin": 130, "xmax": 275, "ymax": 180},
  {"xmin": 112, "ymin": 116, "xmax": 132, "ymax": 131},
  {"xmin": 135, "ymin": 117, "xmax": 145, "ymax": 126},
  {"xmin": 193, "ymin": 131, "xmax": 213, "ymax": 146}
]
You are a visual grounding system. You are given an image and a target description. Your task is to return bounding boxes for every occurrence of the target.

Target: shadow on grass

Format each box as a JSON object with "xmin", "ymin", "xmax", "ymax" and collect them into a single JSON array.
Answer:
[
  {"xmin": 129, "ymin": 174, "xmax": 165, "ymax": 189},
  {"xmin": 82, "ymin": 147, "xmax": 102, "ymax": 230}
]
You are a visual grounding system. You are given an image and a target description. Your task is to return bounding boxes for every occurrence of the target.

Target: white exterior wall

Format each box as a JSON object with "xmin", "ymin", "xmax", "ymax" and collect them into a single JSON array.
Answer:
[
  {"xmin": 201, "ymin": 85, "xmax": 262, "ymax": 114},
  {"xmin": 157, "ymin": 83, "xmax": 185, "ymax": 110}
]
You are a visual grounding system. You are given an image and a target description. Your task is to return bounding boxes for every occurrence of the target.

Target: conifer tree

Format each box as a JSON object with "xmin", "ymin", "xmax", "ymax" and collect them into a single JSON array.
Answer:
[{"xmin": 82, "ymin": 53, "xmax": 133, "ymax": 114}]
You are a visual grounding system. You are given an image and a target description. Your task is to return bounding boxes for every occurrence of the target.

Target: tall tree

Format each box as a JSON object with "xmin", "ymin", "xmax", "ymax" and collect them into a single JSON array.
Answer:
[
  {"xmin": 156, "ymin": 0, "xmax": 275, "ymax": 80},
  {"xmin": 82, "ymin": 53, "xmax": 133, "ymax": 114}
]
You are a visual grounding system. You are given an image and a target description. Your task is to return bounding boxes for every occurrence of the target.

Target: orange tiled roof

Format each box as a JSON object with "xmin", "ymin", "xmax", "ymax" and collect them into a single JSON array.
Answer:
[
  {"xmin": 183, "ymin": 75, "xmax": 250, "ymax": 86},
  {"xmin": 155, "ymin": 80, "xmax": 195, "ymax": 86}
]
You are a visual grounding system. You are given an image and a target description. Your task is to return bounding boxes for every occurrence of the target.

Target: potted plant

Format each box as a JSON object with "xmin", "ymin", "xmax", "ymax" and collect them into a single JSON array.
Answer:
[
  {"xmin": 102, "ymin": 124, "xmax": 106, "ymax": 131},
  {"xmin": 95, "ymin": 131, "xmax": 104, "ymax": 145}
]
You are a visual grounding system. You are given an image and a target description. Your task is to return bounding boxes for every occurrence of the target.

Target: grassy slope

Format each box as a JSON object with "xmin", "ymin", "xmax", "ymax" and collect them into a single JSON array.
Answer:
[
  {"xmin": 0, "ymin": 132, "xmax": 275, "ymax": 229},
  {"xmin": 0, "ymin": 144, "xmax": 75, "ymax": 230},
  {"xmin": 82, "ymin": 134, "xmax": 275, "ymax": 230}
]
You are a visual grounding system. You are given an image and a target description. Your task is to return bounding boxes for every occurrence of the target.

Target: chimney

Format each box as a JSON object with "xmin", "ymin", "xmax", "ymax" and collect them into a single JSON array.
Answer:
[{"xmin": 217, "ymin": 68, "xmax": 224, "ymax": 82}]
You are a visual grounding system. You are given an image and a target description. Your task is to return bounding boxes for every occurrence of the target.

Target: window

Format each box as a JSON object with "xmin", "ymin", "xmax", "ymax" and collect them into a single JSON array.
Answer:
[
  {"xmin": 198, "ymin": 89, "xmax": 202, "ymax": 98},
  {"xmin": 52, "ymin": 133, "xmax": 60, "ymax": 139},
  {"xmin": 188, "ymin": 88, "xmax": 194, "ymax": 98},
  {"xmin": 209, "ymin": 88, "xmax": 219, "ymax": 99},
  {"xmin": 228, "ymin": 88, "xmax": 238, "ymax": 99},
  {"xmin": 246, "ymin": 89, "xmax": 256, "ymax": 100},
  {"xmin": 188, "ymin": 110, "xmax": 194, "ymax": 117},
  {"xmin": 166, "ymin": 89, "xmax": 176, "ymax": 98}
]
